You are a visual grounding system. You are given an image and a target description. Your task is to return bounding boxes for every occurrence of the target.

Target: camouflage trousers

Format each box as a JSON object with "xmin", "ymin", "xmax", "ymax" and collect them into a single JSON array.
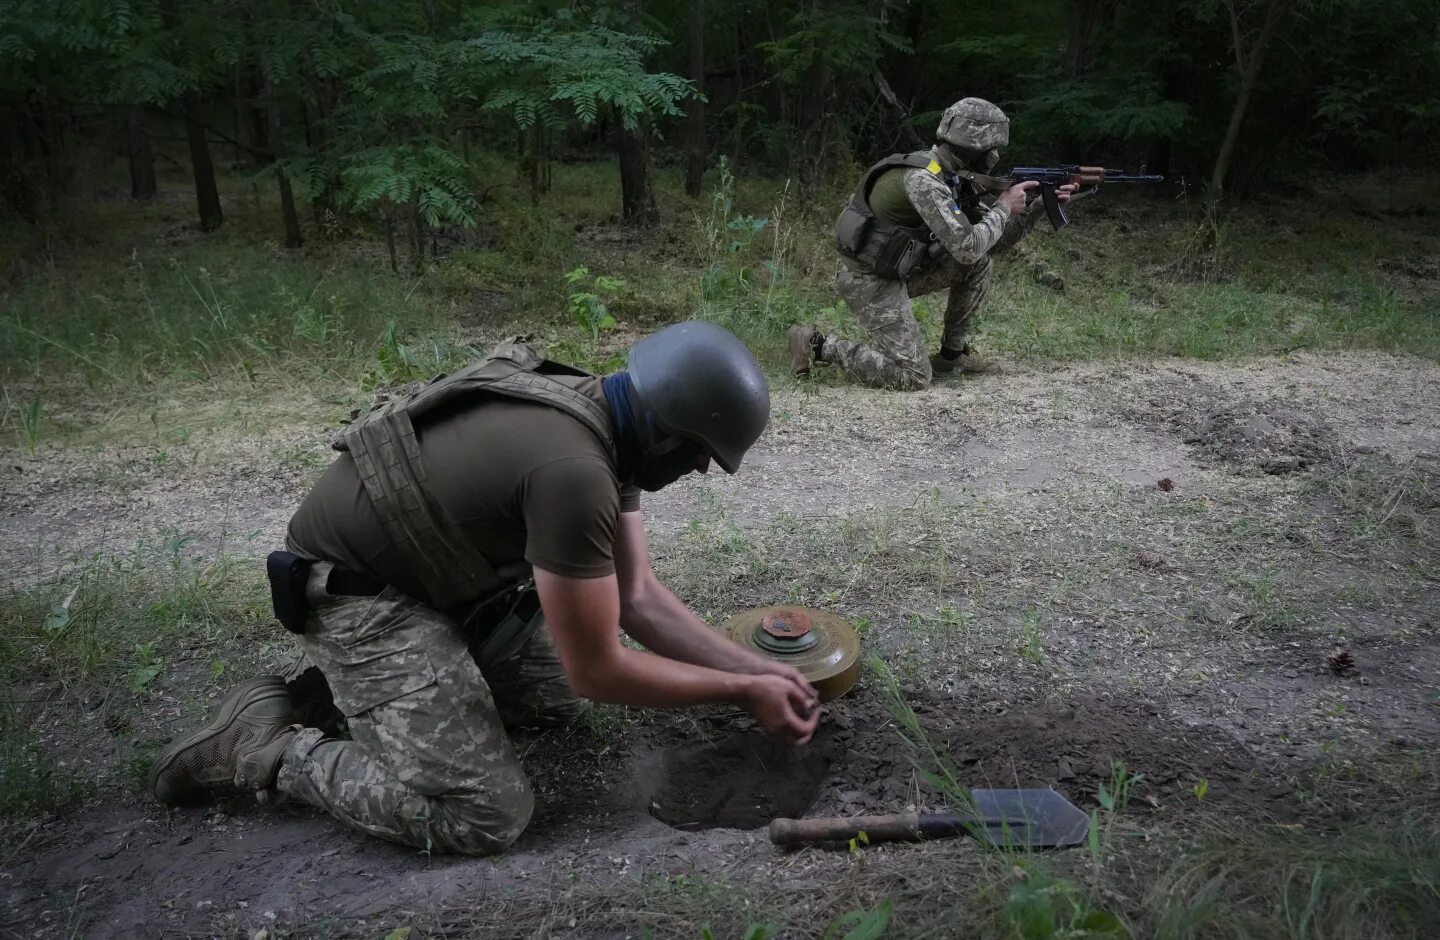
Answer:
[
  {"xmin": 826, "ymin": 254, "xmax": 992, "ymax": 389},
  {"xmin": 275, "ymin": 561, "xmax": 582, "ymax": 856}
]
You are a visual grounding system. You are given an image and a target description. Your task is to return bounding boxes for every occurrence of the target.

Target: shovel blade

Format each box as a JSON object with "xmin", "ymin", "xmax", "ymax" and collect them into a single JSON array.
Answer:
[{"xmin": 966, "ymin": 788, "xmax": 1090, "ymax": 849}]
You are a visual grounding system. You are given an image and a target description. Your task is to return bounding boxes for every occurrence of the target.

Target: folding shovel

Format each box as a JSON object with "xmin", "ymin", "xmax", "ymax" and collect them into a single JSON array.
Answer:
[{"xmin": 769, "ymin": 788, "xmax": 1090, "ymax": 850}]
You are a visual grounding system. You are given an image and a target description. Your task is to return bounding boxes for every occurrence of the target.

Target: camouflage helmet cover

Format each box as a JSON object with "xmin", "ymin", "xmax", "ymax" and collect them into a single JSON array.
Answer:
[{"xmin": 936, "ymin": 98, "xmax": 1009, "ymax": 151}]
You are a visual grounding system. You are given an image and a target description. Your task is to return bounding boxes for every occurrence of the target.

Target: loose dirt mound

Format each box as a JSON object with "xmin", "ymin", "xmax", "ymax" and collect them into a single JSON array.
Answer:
[
  {"xmin": 1124, "ymin": 374, "xmax": 1344, "ymax": 473},
  {"xmin": 815, "ymin": 691, "xmax": 1274, "ymax": 815},
  {"xmin": 1182, "ymin": 403, "xmax": 1342, "ymax": 473}
]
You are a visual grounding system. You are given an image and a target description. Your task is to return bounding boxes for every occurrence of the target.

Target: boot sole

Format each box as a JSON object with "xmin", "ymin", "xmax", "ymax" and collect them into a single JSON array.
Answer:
[{"xmin": 148, "ymin": 676, "xmax": 291, "ymax": 805}]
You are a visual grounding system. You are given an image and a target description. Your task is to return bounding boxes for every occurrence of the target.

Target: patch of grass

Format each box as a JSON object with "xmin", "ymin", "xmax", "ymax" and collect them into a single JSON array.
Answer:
[
  {"xmin": 1153, "ymin": 811, "xmax": 1440, "ymax": 939},
  {"xmin": 1016, "ymin": 608, "xmax": 1048, "ymax": 666},
  {"xmin": 1317, "ymin": 455, "xmax": 1440, "ymax": 558},
  {"xmin": 637, "ymin": 873, "xmax": 790, "ymax": 939},
  {"xmin": 0, "ymin": 708, "xmax": 89, "ymax": 817},
  {"xmin": 691, "ymin": 157, "xmax": 836, "ymax": 365},
  {"xmin": 0, "ymin": 237, "xmax": 465, "ymax": 394},
  {"xmin": 0, "ymin": 536, "xmax": 271, "ymax": 693}
]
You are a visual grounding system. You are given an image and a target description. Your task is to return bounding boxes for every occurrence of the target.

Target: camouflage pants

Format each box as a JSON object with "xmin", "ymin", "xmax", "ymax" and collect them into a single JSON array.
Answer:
[
  {"xmin": 826, "ymin": 254, "xmax": 992, "ymax": 389},
  {"xmin": 275, "ymin": 562, "xmax": 582, "ymax": 856}
]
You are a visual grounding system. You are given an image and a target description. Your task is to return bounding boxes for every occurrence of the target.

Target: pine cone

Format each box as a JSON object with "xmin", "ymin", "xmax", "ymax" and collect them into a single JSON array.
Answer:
[{"xmin": 1327, "ymin": 647, "xmax": 1356, "ymax": 676}]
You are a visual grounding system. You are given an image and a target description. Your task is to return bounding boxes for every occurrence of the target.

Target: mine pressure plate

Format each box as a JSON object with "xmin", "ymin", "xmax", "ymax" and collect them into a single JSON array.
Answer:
[{"xmin": 723, "ymin": 606, "xmax": 861, "ymax": 703}]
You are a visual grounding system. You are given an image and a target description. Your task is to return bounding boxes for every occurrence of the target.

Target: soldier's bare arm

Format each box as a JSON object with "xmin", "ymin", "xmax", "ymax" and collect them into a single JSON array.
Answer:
[
  {"xmin": 611, "ymin": 511, "xmax": 818, "ymax": 701},
  {"xmin": 534, "ymin": 566, "xmax": 818, "ymax": 743},
  {"xmin": 903, "ymin": 168, "xmax": 1015, "ymax": 265}
]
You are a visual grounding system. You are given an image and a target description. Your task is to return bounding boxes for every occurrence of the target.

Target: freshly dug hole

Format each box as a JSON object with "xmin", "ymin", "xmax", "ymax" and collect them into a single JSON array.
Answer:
[{"xmin": 637, "ymin": 730, "xmax": 836, "ymax": 831}]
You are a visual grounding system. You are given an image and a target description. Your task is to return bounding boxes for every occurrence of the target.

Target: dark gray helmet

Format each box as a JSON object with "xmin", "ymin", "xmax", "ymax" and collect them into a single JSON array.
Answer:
[{"xmin": 627, "ymin": 321, "xmax": 770, "ymax": 473}]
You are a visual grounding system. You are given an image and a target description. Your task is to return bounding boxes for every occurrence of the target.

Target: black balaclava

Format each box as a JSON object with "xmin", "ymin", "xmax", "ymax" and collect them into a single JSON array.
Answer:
[{"xmin": 601, "ymin": 371, "xmax": 703, "ymax": 492}]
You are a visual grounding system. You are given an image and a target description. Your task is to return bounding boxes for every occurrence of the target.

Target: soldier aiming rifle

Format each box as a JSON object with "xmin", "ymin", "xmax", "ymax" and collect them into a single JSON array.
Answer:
[{"xmin": 789, "ymin": 97, "xmax": 1160, "ymax": 390}]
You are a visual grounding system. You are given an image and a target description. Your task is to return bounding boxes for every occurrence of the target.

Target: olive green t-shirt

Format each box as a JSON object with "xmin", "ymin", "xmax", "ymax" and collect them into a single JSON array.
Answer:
[
  {"xmin": 867, "ymin": 166, "xmax": 925, "ymax": 227},
  {"xmin": 287, "ymin": 376, "xmax": 640, "ymax": 605}
]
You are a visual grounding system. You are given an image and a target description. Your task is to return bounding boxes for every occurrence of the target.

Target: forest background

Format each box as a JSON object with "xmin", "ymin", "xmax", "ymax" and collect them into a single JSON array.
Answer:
[{"xmin": 2, "ymin": 2, "xmax": 1439, "ymax": 938}]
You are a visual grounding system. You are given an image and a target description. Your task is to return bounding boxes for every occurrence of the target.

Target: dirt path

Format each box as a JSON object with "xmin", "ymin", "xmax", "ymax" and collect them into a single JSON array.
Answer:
[{"xmin": 3, "ymin": 351, "xmax": 1438, "ymax": 937}]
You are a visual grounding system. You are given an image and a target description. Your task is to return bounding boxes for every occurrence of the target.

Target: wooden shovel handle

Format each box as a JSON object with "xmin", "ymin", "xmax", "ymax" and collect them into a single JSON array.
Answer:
[{"xmin": 769, "ymin": 813, "xmax": 970, "ymax": 846}]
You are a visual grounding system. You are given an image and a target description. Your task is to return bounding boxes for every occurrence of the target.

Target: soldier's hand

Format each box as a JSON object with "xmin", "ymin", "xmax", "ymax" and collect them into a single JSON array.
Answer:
[
  {"xmin": 997, "ymin": 180, "xmax": 1039, "ymax": 215},
  {"xmin": 1054, "ymin": 182, "xmax": 1080, "ymax": 205},
  {"xmin": 742, "ymin": 674, "xmax": 820, "ymax": 745},
  {"xmin": 741, "ymin": 658, "xmax": 819, "ymax": 715}
]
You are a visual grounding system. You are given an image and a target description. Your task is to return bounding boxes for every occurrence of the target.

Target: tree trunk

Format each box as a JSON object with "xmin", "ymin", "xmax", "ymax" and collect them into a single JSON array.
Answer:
[
  {"xmin": 525, "ymin": 124, "xmax": 541, "ymax": 206},
  {"xmin": 40, "ymin": 98, "xmax": 64, "ymax": 208},
  {"xmin": 231, "ymin": 66, "xmax": 248, "ymax": 165},
  {"xmin": 1207, "ymin": 0, "xmax": 1292, "ymax": 213},
  {"xmin": 263, "ymin": 75, "xmax": 303, "ymax": 249},
  {"xmin": 873, "ymin": 72, "xmax": 926, "ymax": 150},
  {"xmin": 182, "ymin": 91, "xmax": 224, "ymax": 231},
  {"xmin": 383, "ymin": 204, "xmax": 399, "ymax": 275},
  {"xmin": 618, "ymin": 0, "xmax": 659, "ymax": 226},
  {"xmin": 410, "ymin": 203, "xmax": 426, "ymax": 275},
  {"xmin": 684, "ymin": 0, "xmax": 707, "ymax": 197},
  {"xmin": 303, "ymin": 62, "xmax": 336, "ymax": 219},
  {"xmin": 1, "ymin": 107, "xmax": 40, "ymax": 222},
  {"xmin": 618, "ymin": 121, "xmax": 658, "ymax": 227},
  {"xmin": 1060, "ymin": 0, "xmax": 1113, "ymax": 160},
  {"xmin": 164, "ymin": 0, "xmax": 222, "ymax": 230},
  {"xmin": 792, "ymin": 54, "xmax": 830, "ymax": 200},
  {"xmin": 124, "ymin": 106, "xmax": 157, "ymax": 200}
]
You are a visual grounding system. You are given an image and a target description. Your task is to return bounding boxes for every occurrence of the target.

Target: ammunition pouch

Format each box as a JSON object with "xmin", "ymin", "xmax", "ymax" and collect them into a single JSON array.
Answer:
[
  {"xmin": 267, "ymin": 551, "xmax": 313, "ymax": 634},
  {"xmin": 835, "ymin": 204, "xmax": 933, "ymax": 281},
  {"xmin": 835, "ymin": 150, "xmax": 948, "ymax": 281},
  {"xmin": 835, "ymin": 205, "xmax": 871, "ymax": 255},
  {"xmin": 872, "ymin": 229, "xmax": 933, "ymax": 280}
]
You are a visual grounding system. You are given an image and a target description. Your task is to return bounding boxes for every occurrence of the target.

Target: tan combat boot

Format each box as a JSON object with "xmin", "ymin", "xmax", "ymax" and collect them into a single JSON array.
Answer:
[
  {"xmin": 788, "ymin": 324, "xmax": 820, "ymax": 375},
  {"xmin": 149, "ymin": 676, "xmax": 298, "ymax": 805},
  {"xmin": 930, "ymin": 345, "xmax": 1000, "ymax": 376}
]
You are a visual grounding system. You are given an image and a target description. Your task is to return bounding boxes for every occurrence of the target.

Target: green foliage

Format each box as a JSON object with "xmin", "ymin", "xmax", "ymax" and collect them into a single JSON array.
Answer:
[
  {"xmin": 15, "ymin": 396, "xmax": 42, "ymax": 456},
  {"xmin": 563, "ymin": 266, "xmax": 624, "ymax": 343},
  {"xmin": 823, "ymin": 899, "xmax": 893, "ymax": 940},
  {"xmin": 1007, "ymin": 863, "xmax": 1129, "ymax": 939},
  {"xmin": 760, "ymin": 3, "xmax": 912, "ymax": 84},
  {"xmin": 126, "ymin": 640, "xmax": 165, "ymax": 693},
  {"xmin": 470, "ymin": 7, "xmax": 696, "ymax": 130},
  {"xmin": 341, "ymin": 142, "xmax": 479, "ymax": 228},
  {"xmin": 1088, "ymin": 761, "xmax": 1143, "ymax": 866},
  {"xmin": 1154, "ymin": 806, "xmax": 1440, "ymax": 939},
  {"xmin": 0, "ymin": 707, "xmax": 87, "ymax": 817},
  {"xmin": 0, "ymin": 0, "xmax": 188, "ymax": 104}
]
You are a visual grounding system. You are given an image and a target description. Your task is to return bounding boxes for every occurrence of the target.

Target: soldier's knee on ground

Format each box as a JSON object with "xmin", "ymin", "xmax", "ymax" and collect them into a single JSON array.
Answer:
[
  {"xmin": 898, "ymin": 359, "xmax": 933, "ymax": 391},
  {"xmin": 537, "ymin": 697, "xmax": 587, "ymax": 728},
  {"xmin": 429, "ymin": 769, "xmax": 536, "ymax": 856}
]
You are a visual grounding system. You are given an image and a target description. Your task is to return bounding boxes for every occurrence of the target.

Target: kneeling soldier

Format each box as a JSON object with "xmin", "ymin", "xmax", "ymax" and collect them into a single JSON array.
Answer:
[{"xmin": 149, "ymin": 322, "xmax": 819, "ymax": 856}]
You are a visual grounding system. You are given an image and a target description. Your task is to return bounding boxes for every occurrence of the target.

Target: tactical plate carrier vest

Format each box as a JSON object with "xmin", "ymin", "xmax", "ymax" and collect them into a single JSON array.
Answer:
[
  {"xmin": 835, "ymin": 152, "xmax": 949, "ymax": 280},
  {"xmin": 334, "ymin": 339, "xmax": 614, "ymax": 610}
]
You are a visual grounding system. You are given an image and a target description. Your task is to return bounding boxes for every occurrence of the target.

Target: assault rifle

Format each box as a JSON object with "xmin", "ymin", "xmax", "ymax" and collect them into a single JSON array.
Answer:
[{"xmin": 957, "ymin": 165, "xmax": 1164, "ymax": 231}]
